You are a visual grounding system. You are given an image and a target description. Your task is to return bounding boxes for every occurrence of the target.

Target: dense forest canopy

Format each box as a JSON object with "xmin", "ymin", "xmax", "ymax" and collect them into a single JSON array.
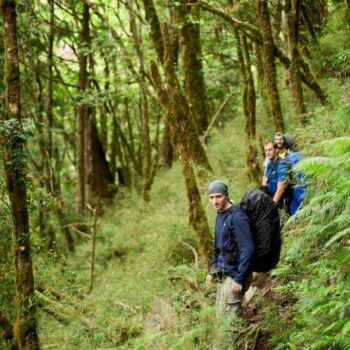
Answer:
[{"xmin": 0, "ymin": 0, "xmax": 350, "ymax": 349}]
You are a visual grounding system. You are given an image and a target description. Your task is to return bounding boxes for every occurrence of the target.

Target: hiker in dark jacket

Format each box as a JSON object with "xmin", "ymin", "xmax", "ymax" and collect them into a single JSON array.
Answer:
[{"xmin": 205, "ymin": 180, "xmax": 255, "ymax": 318}]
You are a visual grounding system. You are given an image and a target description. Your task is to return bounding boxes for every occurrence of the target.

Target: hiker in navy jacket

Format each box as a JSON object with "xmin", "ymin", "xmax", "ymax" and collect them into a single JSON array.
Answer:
[{"xmin": 205, "ymin": 180, "xmax": 255, "ymax": 318}]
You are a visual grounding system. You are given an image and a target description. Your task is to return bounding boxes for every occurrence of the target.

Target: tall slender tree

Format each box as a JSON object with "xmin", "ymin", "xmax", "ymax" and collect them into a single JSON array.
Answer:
[
  {"xmin": 143, "ymin": 0, "xmax": 211, "ymax": 171},
  {"xmin": 285, "ymin": 0, "xmax": 306, "ymax": 120},
  {"xmin": 142, "ymin": 0, "xmax": 173, "ymax": 168},
  {"xmin": 126, "ymin": 1, "xmax": 152, "ymax": 202},
  {"xmin": 257, "ymin": 0, "xmax": 284, "ymax": 132},
  {"xmin": 76, "ymin": 2, "xmax": 90, "ymax": 216},
  {"xmin": 176, "ymin": 0, "xmax": 210, "ymax": 134},
  {"xmin": 149, "ymin": 23, "xmax": 212, "ymax": 265},
  {"xmin": 235, "ymin": 29, "xmax": 261, "ymax": 182},
  {"xmin": 0, "ymin": 0, "xmax": 40, "ymax": 348}
]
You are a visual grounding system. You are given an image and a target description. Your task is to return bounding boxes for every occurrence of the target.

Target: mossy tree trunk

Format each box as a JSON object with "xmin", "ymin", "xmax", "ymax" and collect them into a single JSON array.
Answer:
[
  {"xmin": 257, "ymin": 0, "xmax": 284, "ymax": 132},
  {"xmin": 301, "ymin": 4, "xmax": 319, "ymax": 45},
  {"xmin": 142, "ymin": 0, "xmax": 173, "ymax": 168},
  {"xmin": 142, "ymin": 0, "xmax": 164, "ymax": 65},
  {"xmin": 149, "ymin": 23, "xmax": 212, "ymax": 266},
  {"xmin": 46, "ymin": 0, "xmax": 54, "ymax": 160},
  {"xmin": 31, "ymin": 53, "xmax": 50, "ymax": 241},
  {"xmin": 161, "ymin": 112, "xmax": 173, "ymax": 168},
  {"xmin": 176, "ymin": 0, "xmax": 210, "ymax": 134},
  {"xmin": 285, "ymin": 0, "xmax": 306, "ymax": 121},
  {"xmin": 271, "ymin": 0, "xmax": 283, "ymax": 44},
  {"xmin": 127, "ymin": 2, "xmax": 152, "ymax": 202},
  {"xmin": 254, "ymin": 42, "xmax": 270, "ymax": 120},
  {"xmin": 110, "ymin": 107, "xmax": 132, "ymax": 187},
  {"xmin": 123, "ymin": 98, "xmax": 140, "ymax": 176},
  {"xmin": 99, "ymin": 59, "xmax": 109, "ymax": 152},
  {"xmin": 235, "ymin": 29, "xmax": 261, "ymax": 183},
  {"xmin": 86, "ymin": 113, "xmax": 115, "ymax": 202},
  {"xmin": 110, "ymin": 110, "xmax": 119, "ymax": 183},
  {"xmin": 76, "ymin": 2, "xmax": 90, "ymax": 216},
  {"xmin": 143, "ymin": 0, "xmax": 210, "ymax": 171},
  {"xmin": 1, "ymin": 0, "xmax": 40, "ymax": 348}
]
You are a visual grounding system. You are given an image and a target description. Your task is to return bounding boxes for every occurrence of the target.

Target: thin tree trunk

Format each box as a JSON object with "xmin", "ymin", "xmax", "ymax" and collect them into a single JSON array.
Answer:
[
  {"xmin": 150, "ymin": 23, "xmax": 212, "ymax": 265},
  {"xmin": 141, "ymin": 0, "xmax": 173, "ymax": 167},
  {"xmin": 177, "ymin": 0, "xmax": 210, "ymax": 134},
  {"xmin": 142, "ymin": 0, "xmax": 164, "ymax": 64},
  {"xmin": 143, "ymin": 0, "xmax": 174, "ymax": 168},
  {"xmin": 241, "ymin": 34, "xmax": 256, "ymax": 140},
  {"xmin": 123, "ymin": 98, "xmax": 137, "ymax": 171},
  {"xmin": 76, "ymin": 3, "xmax": 90, "ymax": 216},
  {"xmin": 46, "ymin": 0, "xmax": 54, "ymax": 159},
  {"xmin": 257, "ymin": 0, "xmax": 285, "ymax": 132},
  {"xmin": 99, "ymin": 105, "xmax": 108, "ymax": 152},
  {"xmin": 51, "ymin": 149, "xmax": 75, "ymax": 252},
  {"xmin": 254, "ymin": 42, "xmax": 270, "ymax": 120},
  {"xmin": 271, "ymin": 0, "xmax": 283, "ymax": 44},
  {"xmin": 298, "ymin": 51, "xmax": 327, "ymax": 104},
  {"xmin": 235, "ymin": 29, "xmax": 261, "ymax": 183},
  {"xmin": 161, "ymin": 111, "xmax": 173, "ymax": 168},
  {"xmin": 301, "ymin": 4, "xmax": 319, "ymax": 45},
  {"xmin": 110, "ymin": 111, "xmax": 118, "ymax": 183},
  {"xmin": 31, "ymin": 60, "xmax": 50, "ymax": 240},
  {"xmin": 99, "ymin": 59, "xmax": 109, "ymax": 151},
  {"xmin": 111, "ymin": 110, "xmax": 131, "ymax": 187},
  {"xmin": 1, "ymin": 0, "xmax": 40, "ymax": 348},
  {"xmin": 126, "ymin": 2, "xmax": 152, "ymax": 202},
  {"xmin": 143, "ymin": 0, "xmax": 210, "ymax": 171},
  {"xmin": 285, "ymin": 0, "xmax": 306, "ymax": 120},
  {"xmin": 86, "ymin": 112, "xmax": 115, "ymax": 203}
]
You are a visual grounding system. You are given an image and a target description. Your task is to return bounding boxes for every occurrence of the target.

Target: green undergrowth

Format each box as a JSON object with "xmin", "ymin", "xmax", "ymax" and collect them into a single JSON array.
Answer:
[
  {"xmin": 33, "ymin": 114, "xmax": 257, "ymax": 349},
  {"xmin": 258, "ymin": 10, "xmax": 350, "ymax": 348},
  {"xmin": 2, "ymin": 6, "xmax": 349, "ymax": 350},
  {"xmin": 253, "ymin": 84, "xmax": 350, "ymax": 350}
]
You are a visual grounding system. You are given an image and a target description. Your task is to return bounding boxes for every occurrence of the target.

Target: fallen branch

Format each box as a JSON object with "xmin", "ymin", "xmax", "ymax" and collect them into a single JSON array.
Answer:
[
  {"xmin": 179, "ymin": 240, "xmax": 199, "ymax": 272},
  {"xmin": 68, "ymin": 226, "xmax": 92, "ymax": 239},
  {"xmin": 202, "ymin": 92, "xmax": 232, "ymax": 143}
]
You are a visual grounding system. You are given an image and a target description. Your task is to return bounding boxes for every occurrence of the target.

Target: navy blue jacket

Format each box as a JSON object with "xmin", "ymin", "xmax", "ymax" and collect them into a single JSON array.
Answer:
[{"xmin": 210, "ymin": 205, "xmax": 255, "ymax": 285}]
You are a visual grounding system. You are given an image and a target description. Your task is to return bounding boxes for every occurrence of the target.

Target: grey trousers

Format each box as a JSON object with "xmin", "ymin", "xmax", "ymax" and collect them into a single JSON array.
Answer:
[{"xmin": 215, "ymin": 276, "xmax": 251, "ymax": 319}]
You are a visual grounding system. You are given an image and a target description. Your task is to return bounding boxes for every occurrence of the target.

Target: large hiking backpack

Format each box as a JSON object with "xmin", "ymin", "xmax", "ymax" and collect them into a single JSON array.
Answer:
[{"xmin": 239, "ymin": 189, "xmax": 281, "ymax": 273}]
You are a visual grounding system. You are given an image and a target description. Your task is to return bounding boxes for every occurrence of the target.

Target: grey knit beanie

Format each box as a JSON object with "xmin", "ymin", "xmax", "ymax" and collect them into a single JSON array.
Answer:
[{"xmin": 207, "ymin": 180, "xmax": 229, "ymax": 196}]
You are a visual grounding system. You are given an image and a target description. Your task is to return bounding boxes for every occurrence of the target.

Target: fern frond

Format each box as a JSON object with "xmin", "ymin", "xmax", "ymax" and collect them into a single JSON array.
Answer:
[
  {"xmin": 324, "ymin": 227, "xmax": 350, "ymax": 248},
  {"xmin": 321, "ymin": 137, "xmax": 350, "ymax": 157}
]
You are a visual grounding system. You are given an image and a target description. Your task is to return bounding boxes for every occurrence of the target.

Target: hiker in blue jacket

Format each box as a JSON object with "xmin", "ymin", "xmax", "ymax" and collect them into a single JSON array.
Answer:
[
  {"xmin": 285, "ymin": 151, "xmax": 306, "ymax": 215},
  {"xmin": 262, "ymin": 141, "xmax": 288, "ymax": 205},
  {"xmin": 205, "ymin": 180, "xmax": 255, "ymax": 318}
]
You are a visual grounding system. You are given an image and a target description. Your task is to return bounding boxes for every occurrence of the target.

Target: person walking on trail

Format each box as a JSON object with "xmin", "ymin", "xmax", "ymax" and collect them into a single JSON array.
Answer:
[
  {"xmin": 205, "ymin": 180, "xmax": 255, "ymax": 318},
  {"xmin": 262, "ymin": 141, "xmax": 288, "ymax": 206},
  {"xmin": 263, "ymin": 132, "xmax": 291, "ymax": 168},
  {"xmin": 274, "ymin": 132, "xmax": 292, "ymax": 159}
]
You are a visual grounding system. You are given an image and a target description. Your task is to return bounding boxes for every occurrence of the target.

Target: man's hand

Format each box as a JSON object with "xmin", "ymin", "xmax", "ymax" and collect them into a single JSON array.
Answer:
[
  {"xmin": 205, "ymin": 274, "xmax": 214, "ymax": 288},
  {"xmin": 232, "ymin": 281, "xmax": 243, "ymax": 294}
]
